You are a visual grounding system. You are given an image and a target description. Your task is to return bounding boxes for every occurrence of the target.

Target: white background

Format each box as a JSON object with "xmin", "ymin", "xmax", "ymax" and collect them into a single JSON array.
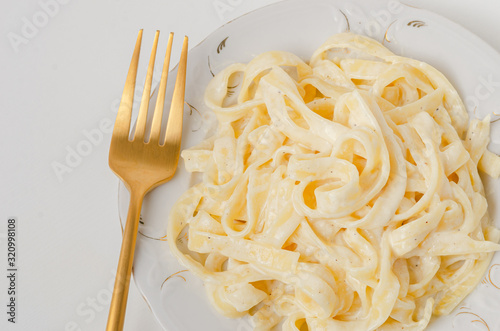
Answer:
[{"xmin": 1, "ymin": 0, "xmax": 500, "ymax": 330}]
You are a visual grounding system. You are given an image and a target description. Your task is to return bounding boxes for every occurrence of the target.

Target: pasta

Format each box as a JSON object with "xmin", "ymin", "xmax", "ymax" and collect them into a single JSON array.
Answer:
[{"xmin": 167, "ymin": 32, "xmax": 500, "ymax": 330}]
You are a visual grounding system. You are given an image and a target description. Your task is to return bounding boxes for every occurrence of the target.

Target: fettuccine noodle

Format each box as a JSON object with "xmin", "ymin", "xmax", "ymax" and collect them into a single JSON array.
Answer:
[{"xmin": 167, "ymin": 33, "xmax": 500, "ymax": 330}]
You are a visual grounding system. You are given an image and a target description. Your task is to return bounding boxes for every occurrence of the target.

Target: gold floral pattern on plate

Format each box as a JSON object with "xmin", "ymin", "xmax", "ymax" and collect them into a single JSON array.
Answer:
[
  {"xmin": 161, "ymin": 270, "xmax": 189, "ymax": 289},
  {"xmin": 481, "ymin": 264, "xmax": 500, "ymax": 289},
  {"xmin": 454, "ymin": 307, "xmax": 490, "ymax": 331}
]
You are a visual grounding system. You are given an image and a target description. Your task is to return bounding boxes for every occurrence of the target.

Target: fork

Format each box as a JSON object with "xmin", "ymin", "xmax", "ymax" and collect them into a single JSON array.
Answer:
[{"xmin": 106, "ymin": 30, "xmax": 188, "ymax": 331}]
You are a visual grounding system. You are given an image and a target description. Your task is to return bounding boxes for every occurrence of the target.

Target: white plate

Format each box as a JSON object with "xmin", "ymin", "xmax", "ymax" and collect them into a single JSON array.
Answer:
[{"xmin": 118, "ymin": 0, "xmax": 500, "ymax": 329}]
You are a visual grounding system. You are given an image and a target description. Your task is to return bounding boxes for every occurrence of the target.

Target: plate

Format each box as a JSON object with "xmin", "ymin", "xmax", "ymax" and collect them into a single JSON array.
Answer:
[{"xmin": 118, "ymin": 0, "xmax": 500, "ymax": 330}]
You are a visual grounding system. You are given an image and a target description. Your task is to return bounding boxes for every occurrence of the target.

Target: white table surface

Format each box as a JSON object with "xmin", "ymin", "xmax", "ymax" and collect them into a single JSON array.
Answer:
[{"xmin": 1, "ymin": 0, "xmax": 500, "ymax": 330}]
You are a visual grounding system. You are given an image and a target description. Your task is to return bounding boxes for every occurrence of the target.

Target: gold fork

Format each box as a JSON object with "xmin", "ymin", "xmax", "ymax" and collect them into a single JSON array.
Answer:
[{"xmin": 106, "ymin": 30, "xmax": 188, "ymax": 331}]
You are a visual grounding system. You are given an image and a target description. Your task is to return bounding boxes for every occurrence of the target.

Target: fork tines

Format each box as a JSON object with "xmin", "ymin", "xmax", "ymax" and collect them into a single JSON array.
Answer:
[{"xmin": 112, "ymin": 30, "xmax": 188, "ymax": 146}]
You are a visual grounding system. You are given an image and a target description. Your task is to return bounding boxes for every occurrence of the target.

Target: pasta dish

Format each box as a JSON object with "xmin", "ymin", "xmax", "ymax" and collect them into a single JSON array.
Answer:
[{"xmin": 167, "ymin": 32, "xmax": 500, "ymax": 330}]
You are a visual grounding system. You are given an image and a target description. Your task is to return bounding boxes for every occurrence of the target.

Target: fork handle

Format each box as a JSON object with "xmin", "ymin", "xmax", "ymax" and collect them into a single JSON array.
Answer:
[{"xmin": 106, "ymin": 188, "xmax": 145, "ymax": 331}]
